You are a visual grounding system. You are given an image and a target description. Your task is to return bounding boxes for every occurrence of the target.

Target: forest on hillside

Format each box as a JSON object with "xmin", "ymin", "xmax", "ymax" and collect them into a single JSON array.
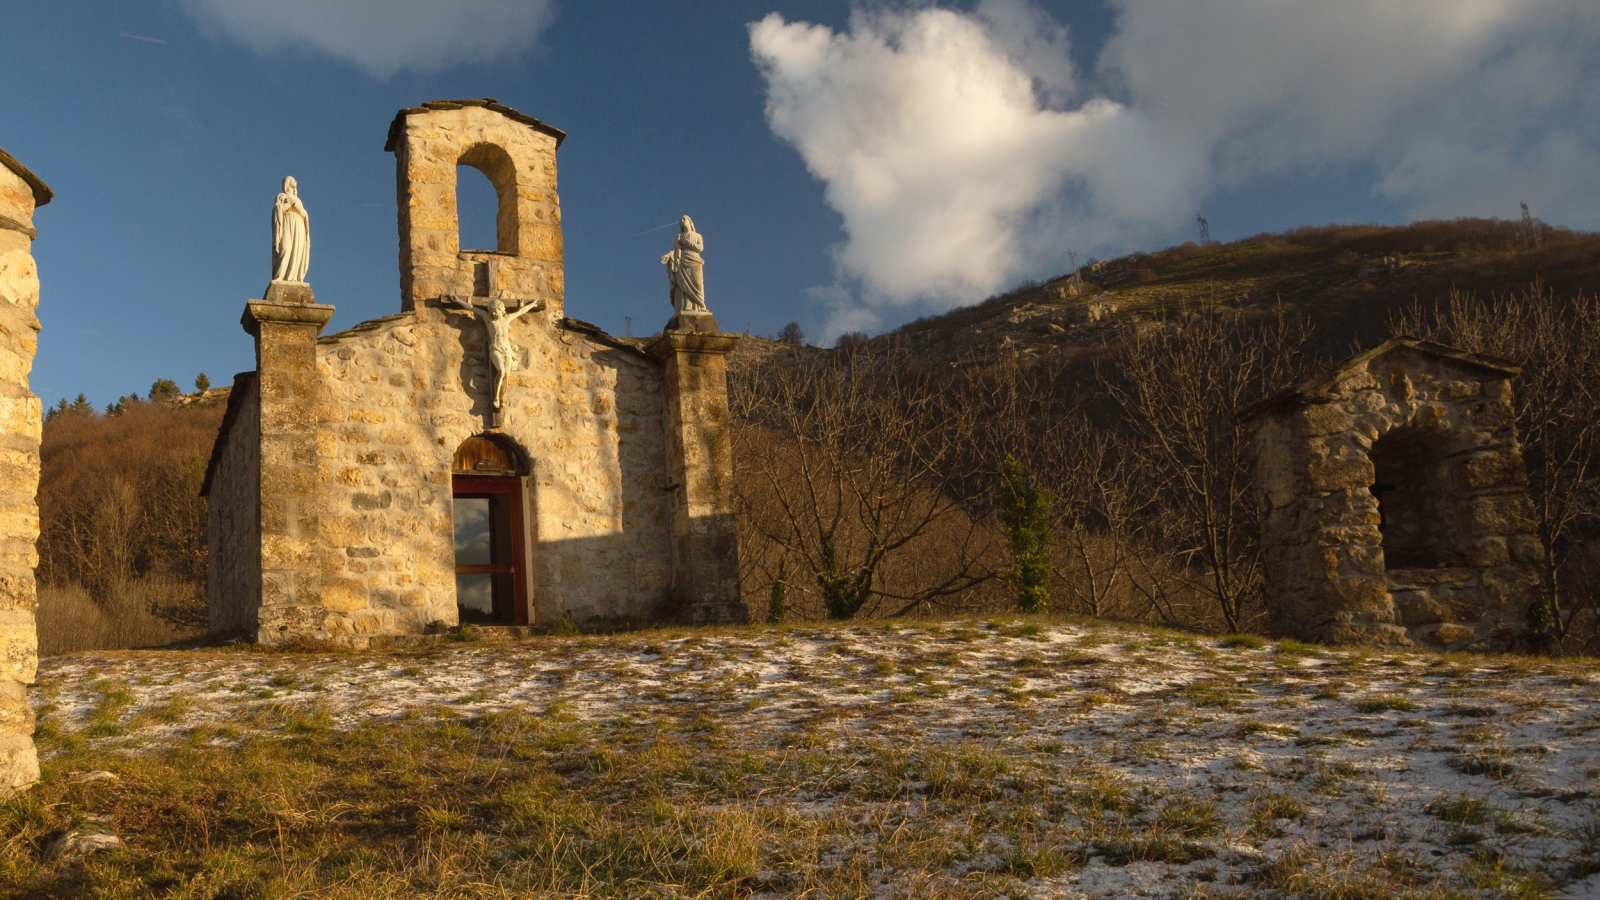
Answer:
[{"xmin": 32, "ymin": 219, "xmax": 1600, "ymax": 654}]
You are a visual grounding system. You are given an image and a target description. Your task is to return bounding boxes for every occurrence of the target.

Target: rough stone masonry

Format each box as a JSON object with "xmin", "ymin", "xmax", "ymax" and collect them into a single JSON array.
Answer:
[
  {"xmin": 0, "ymin": 146, "xmax": 50, "ymax": 792},
  {"xmin": 1246, "ymin": 339, "xmax": 1542, "ymax": 651},
  {"xmin": 204, "ymin": 100, "xmax": 747, "ymax": 646}
]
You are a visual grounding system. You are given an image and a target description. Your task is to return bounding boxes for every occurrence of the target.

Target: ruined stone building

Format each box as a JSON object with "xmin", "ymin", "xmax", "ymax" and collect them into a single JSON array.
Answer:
[
  {"xmin": 203, "ymin": 100, "xmax": 746, "ymax": 646},
  {"xmin": 1246, "ymin": 339, "xmax": 1541, "ymax": 651},
  {"xmin": 0, "ymin": 146, "xmax": 49, "ymax": 791}
]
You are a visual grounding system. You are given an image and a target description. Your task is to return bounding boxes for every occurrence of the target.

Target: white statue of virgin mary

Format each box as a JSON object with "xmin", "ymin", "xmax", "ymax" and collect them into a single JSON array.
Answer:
[
  {"xmin": 271, "ymin": 176, "xmax": 310, "ymax": 283},
  {"xmin": 660, "ymin": 215, "xmax": 707, "ymax": 314}
]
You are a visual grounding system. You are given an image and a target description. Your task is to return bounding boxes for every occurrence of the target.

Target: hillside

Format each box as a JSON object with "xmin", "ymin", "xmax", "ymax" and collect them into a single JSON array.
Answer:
[
  {"xmin": 36, "ymin": 390, "xmax": 228, "ymax": 653},
  {"xmin": 878, "ymin": 218, "xmax": 1600, "ymax": 362},
  {"xmin": 8, "ymin": 618, "xmax": 1598, "ymax": 898}
]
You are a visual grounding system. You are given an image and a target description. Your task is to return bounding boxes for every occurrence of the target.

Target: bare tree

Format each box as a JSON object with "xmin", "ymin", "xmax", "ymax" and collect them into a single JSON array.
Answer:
[
  {"xmin": 1100, "ymin": 310, "xmax": 1314, "ymax": 632},
  {"xmin": 731, "ymin": 345, "xmax": 997, "ymax": 620}
]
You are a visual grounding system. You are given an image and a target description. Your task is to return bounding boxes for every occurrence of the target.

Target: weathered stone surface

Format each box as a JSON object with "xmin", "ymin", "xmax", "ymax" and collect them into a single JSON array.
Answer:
[
  {"xmin": 1249, "ymin": 340, "xmax": 1539, "ymax": 651},
  {"xmin": 391, "ymin": 103, "xmax": 566, "ymax": 312},
  {"xmin": 647, "ymin": 320, "xmax": 746, "ymax": 625},
  {"xmin": 206, "ymin": 374, "xmax": 261, "ymax": 637},
  {"xmin": 0, "ymin": 153, "xmax": 43, "ymax": 795}
]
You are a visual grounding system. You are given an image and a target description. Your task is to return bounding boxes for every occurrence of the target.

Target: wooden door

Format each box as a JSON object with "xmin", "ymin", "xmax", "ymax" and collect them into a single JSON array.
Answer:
[{"xmin": 451, "ymin": 474, "xmax": 529, "ymax": 625}]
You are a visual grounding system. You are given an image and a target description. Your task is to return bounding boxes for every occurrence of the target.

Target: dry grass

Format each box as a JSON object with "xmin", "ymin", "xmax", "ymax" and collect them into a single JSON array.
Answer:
[
  {"xmin": 35, "ymin": 578, "xmax": 203, "ymax": 656},
  {"xmin": 6, "ymin": 616, "xmax": 1597, "ymax": 898}
]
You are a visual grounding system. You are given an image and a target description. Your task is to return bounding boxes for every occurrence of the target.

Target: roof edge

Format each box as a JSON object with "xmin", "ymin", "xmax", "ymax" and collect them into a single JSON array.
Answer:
[
  {"xmin": 0, "ymin": 146, "xmax": 52, "ymax": 207},
  {"xmin": 384, "ymin": 98, "xmax": 567, "ymax": 153},
  {"xmin": 1240, "ymin": 338, "xmax": 1521, "ymax": 422},
  {"xmin": 560, "ymin": 317, "xmax": 655, "ymax": 361}
]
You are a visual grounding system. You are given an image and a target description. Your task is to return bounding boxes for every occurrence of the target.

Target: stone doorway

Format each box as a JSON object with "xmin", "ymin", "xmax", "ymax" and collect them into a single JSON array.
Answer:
[
  {"xmin": 1369, "ymin": 427, "xmax": 1457, "ymax": 570},
  {"xmin": 451, "ymin": 435, "xmax": 530, "ymax": 626}
]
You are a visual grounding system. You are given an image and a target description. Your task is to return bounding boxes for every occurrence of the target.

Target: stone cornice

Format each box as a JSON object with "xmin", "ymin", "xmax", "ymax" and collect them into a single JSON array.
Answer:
[
  {"xmin": 0, "ymin": 146, "xmax": 51, "ymax": 207},
  {"xmin": 242, "ymin": 300, "xmax": 336, "ymax": 338},
  {"xmin": 559, "ymin": 316, "xmax": 654, "ymax": 360},
  {"xmin": 645, "ymin": 331, "xmax": 742, "ymax": 360}
]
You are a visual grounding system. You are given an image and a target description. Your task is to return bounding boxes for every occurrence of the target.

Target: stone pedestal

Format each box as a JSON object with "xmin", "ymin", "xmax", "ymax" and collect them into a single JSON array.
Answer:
[
  {"xmin": 243, "ymin": 285, "xmax": 335, "ymax": 644},
  {"xmin": 0, "ymin": 147, "xmax": 48, "ymax": 793},
  {"xmin": 647, "ymin": 314, "xmax": 747, "ymax": 624}
]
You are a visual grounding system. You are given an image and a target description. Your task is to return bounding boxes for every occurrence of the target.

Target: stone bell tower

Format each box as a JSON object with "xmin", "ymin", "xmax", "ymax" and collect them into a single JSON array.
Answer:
[{"xmin": 385, "ymin": 99, "xmax": 567, "ymax": 314}]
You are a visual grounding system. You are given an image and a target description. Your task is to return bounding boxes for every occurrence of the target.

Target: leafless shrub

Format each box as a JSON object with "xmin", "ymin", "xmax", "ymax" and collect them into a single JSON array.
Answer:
[{"xmin": 36, "ymin": 577, "xmax": 203, "ymax": 656}]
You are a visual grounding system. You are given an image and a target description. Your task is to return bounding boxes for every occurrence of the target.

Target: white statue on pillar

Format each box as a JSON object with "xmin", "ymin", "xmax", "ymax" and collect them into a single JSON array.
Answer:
[
  {"xmin": 660, "ymin": 215, "xmax": 708, "ymax": 314},
  {"xmin": 271, "ymin": 176, "xmax": 310, "ymax": 283},
  {"xmin": 447, "ymin": 295, "xmax": 538, "ymax": 411}
]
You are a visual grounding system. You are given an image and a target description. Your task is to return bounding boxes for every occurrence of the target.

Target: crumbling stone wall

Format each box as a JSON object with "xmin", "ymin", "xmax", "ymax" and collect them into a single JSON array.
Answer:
[
  {"xmin": 0, "ymin": 149, "xmax": 49, "ymax": 792},
  {"xmin": 1248, "ymin": 339, "xmax": 1541, "ymax": 651}
]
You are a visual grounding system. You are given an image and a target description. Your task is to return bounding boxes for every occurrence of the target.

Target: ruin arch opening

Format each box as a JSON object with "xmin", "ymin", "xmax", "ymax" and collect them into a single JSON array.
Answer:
[
  {"xmin": 1368, "ymin": 427, "xmax": 1458, "ymax": 570},
  {"xmin": 455, "ymin": 142, "xmax": 520, "ymax": 256}
]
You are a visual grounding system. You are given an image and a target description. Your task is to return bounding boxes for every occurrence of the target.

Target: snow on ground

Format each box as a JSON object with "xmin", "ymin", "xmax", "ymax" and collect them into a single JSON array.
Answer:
[{"xmin": 31, "ymin": 619, "xmax": 1600, "ymax": 897}]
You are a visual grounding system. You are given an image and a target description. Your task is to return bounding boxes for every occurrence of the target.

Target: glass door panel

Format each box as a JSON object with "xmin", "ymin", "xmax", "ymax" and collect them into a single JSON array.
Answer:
[{"xmin": 451, "ymin": 475, "xmax": 528, "ymax": 626}]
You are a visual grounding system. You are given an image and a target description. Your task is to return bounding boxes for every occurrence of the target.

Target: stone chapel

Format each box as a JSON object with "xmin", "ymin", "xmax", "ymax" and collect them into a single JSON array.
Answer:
[{"xmin": 203, "ymin": 99, "xmax": 747, "ymax": 646}]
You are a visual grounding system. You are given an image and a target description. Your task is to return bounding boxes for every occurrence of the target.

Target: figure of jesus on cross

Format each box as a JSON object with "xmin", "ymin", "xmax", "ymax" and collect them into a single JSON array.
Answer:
[{"xmin": 447, "ymin": 295, "xmax": 539, "ymax": 410}]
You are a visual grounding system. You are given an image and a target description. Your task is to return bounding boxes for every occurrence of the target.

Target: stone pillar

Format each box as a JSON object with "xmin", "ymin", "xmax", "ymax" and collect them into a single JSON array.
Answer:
[
  {"xmin": 243, "ymin": 282, "xmax": 334, "ymax": 645},
  {"xmin": 0, "ymin": 148, "xmax": 50, "ymax": 793},
  {"xmin": 647, "ymin": 313, "xmax": 748, "ymax": 624}
]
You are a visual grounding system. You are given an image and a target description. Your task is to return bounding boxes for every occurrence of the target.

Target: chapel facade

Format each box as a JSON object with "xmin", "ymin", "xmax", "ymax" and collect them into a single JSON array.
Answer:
[{"xmin": 203, "ymin": 99, "xmax": 747, "ymax": 646}]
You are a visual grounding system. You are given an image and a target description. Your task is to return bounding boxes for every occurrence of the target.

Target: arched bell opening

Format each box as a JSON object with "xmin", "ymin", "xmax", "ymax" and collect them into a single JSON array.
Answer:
[
  {"xmin": 456, "ymin": 142, "xmax": 520, "ymax": 256},
  {"xmin": 1368, "ymin": 427, "xmax": 1460, "ymax": 570},
  {"xmin": 451, "ymin": 433, "xmax": 531, "ymax": 625}
]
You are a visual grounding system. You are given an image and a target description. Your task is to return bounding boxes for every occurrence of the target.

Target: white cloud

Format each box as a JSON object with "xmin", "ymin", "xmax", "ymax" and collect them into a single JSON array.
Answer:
[
  {"xmin": 181, "ymin": 0, "xmax": 556, "ymax": 79},
  {"xmin": 751, "ymin": 1, "xmax": 1600, "ymax": 338}
]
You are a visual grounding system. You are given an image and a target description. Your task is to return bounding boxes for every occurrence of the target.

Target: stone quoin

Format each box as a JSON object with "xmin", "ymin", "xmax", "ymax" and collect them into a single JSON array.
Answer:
[{"xmin": 203, "ymin": 100, "xmax": 747, "ymax": 646}]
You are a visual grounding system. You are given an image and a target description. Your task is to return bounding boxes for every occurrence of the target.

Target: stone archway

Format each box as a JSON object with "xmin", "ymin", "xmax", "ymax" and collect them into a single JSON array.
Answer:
[{"xmin": 1246, "ymin": 339, "xmax": 1543, "ymax": 651}]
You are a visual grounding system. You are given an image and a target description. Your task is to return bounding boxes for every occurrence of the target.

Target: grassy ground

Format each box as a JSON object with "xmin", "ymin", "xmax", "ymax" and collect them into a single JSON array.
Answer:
[{"xmin": 5, "ymin": 617, "xmax": 1600, "ymax": 898}]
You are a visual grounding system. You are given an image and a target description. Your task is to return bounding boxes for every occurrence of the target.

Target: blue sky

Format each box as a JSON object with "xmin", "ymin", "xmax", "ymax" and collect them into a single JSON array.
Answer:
[{"xmin": 5, "ymin": 0, "xmax": 1598, "ymax": 408}]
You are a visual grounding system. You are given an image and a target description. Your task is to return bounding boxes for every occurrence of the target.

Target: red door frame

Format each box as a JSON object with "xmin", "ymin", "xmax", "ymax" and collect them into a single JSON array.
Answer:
[{"xmin": 451, "ymin": 474, "xmax": 530, "ymax": 626}]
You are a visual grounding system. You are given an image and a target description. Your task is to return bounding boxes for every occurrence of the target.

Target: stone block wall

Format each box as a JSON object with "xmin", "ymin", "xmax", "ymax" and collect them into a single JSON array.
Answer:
[
  {"xmin": 1250, "ymin": 341, "xmax": 1541, "ymax": 651},
  {"xmin": 203, "ymin": 374, "xmax": 261, "ymax": 637},
  {"xmin": 302, "ymin": 303, "xmax": 675, "ymax": 644},
  {"xmin": 0, "ymin": 151, "xmax": 47, "ymax": 792},
  {"xmin": 246, "ymin": 292, "xmax": 335, "ymax": 644}
]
